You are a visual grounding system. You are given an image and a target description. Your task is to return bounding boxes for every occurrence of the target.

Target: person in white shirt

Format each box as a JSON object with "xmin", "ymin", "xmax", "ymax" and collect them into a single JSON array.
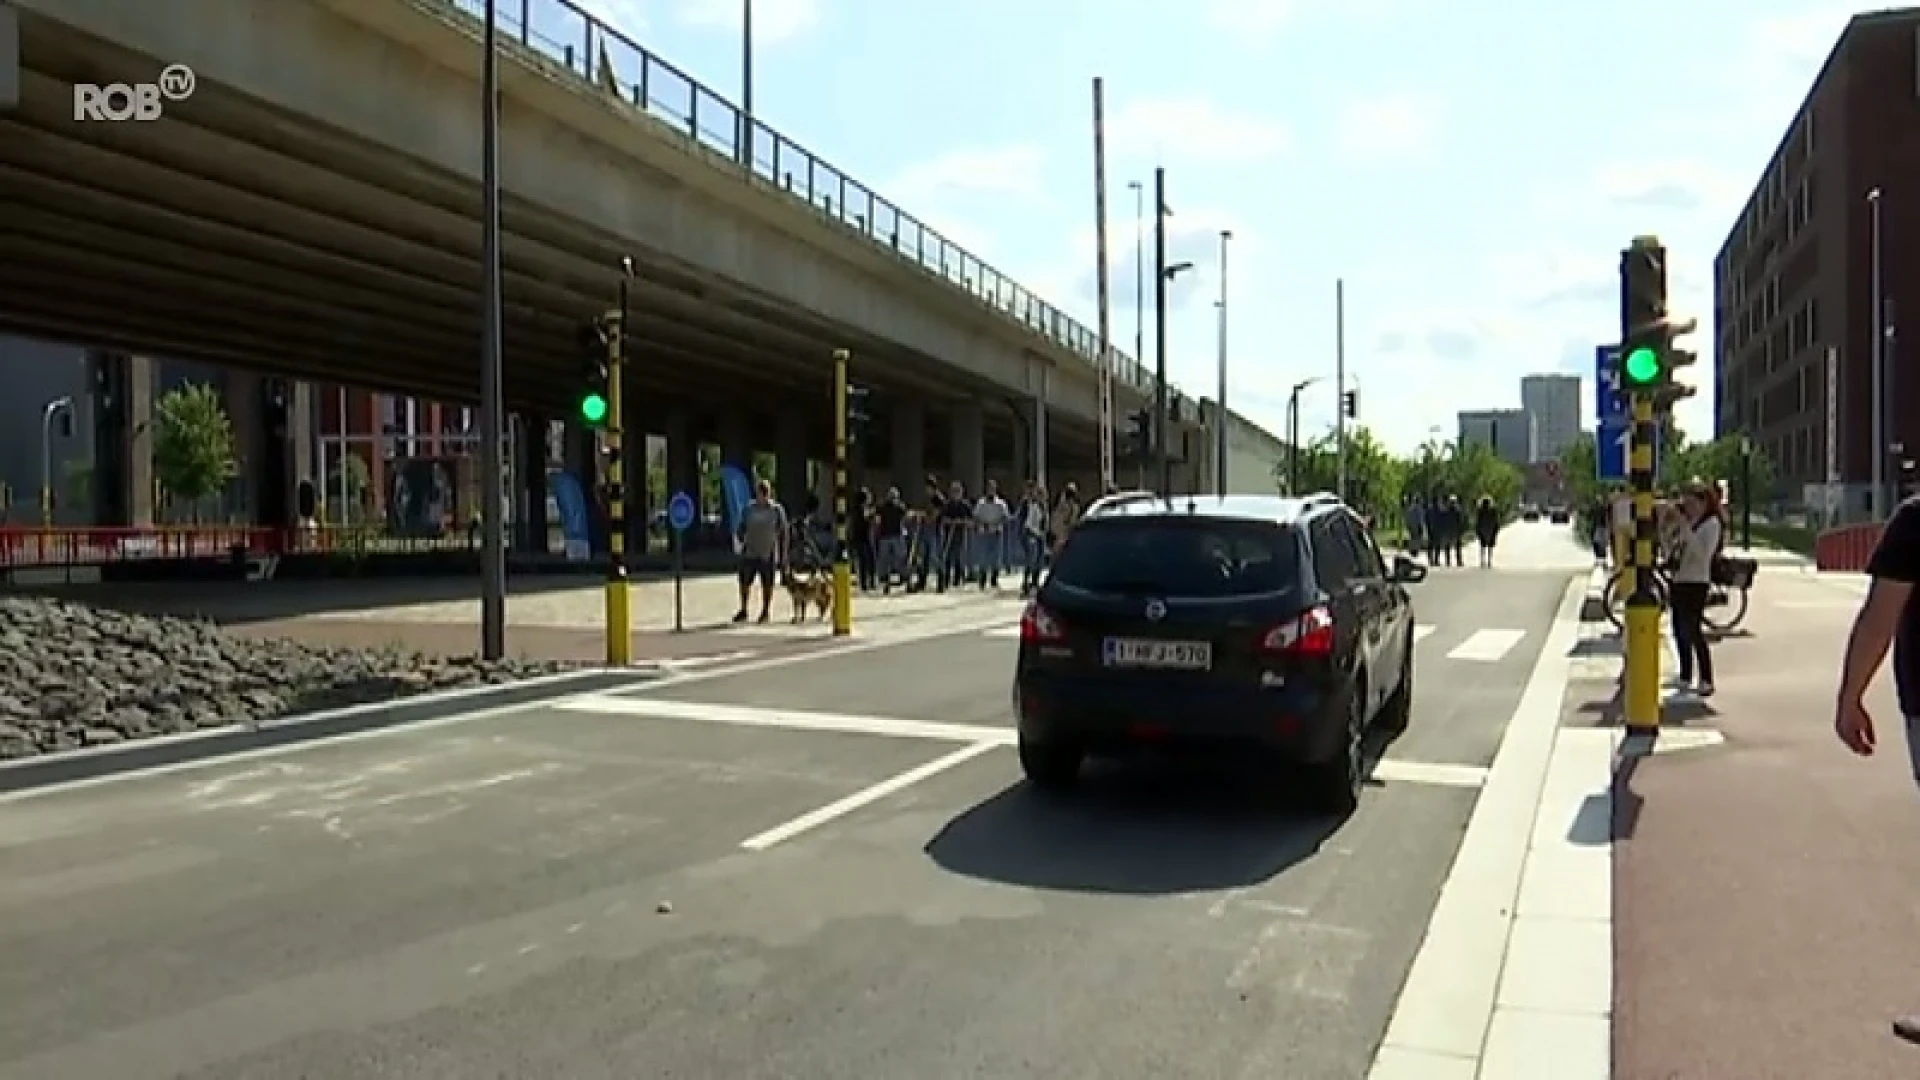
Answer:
[
  {"xmin": 1669, "ymin": 484, "xmax": 1725, "ymax": 695},
  {"xmin": 971, "ymin": 480, "xmax": 1011, "ymax": 589},
  {"xmin": 1019, "ymin": 481, "xmax": 1050, "ymax": 595}
]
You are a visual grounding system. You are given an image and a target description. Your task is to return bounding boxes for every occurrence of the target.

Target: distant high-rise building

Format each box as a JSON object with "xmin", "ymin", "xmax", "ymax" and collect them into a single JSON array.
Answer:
[
  {"xmin": 1520, "ymin": 374, "xmax": 1581, "ymax": 463},
  {"xmin": 1457, "ymin": 408, "xmax": 1534, "ymax": 467}
]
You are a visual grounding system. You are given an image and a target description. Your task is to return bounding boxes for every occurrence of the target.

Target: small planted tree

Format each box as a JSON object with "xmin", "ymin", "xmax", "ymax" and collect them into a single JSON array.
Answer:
[{"xmin": 152, "ymin": 383, "xmax": 237, "ymax": 522}]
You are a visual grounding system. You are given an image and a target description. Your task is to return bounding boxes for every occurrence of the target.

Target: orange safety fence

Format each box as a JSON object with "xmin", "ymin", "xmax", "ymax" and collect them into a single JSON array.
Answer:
[
  {"xmin": 1815, "ymin": 523, "xmax": 1884, "ymax": 572},
  {"xmin": 0, "ymin": 526, "xmax": 278, "ymax": 568}
]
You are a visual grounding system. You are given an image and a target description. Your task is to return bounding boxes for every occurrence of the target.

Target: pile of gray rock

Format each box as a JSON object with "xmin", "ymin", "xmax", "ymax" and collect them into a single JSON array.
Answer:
[{"xmin": 0, "ymin": 595, "xmax": 574, "ymax": 759}]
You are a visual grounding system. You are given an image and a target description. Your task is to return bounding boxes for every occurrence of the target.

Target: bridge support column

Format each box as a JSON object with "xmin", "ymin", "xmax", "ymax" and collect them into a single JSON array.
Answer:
[
  {"xmin": 775, "ymin": 410, "xmax": 809, "ymax": 514},
  {"xmin": 892, "ymin": 402, "xmax": 926, "ymax": 504},
  {"xmin": 85, "ymin": 352, "xmax": 155, "ymax": 527},
  {"xmin": 664, "ymin": 409, "xmax": 699, "ymax": 508},
  {"xmin": 718, "ymin": 410, "xmax": 755, "ymax": 477},
  {"xmin": 950, "ymin": 402, "xmax": 985, "ymax": 497},
  {"xmin": 517, "ymin": 413, "xmax": 549, "ymax": 554},
  {"xmin": 1009, "ymin": 414, "xmax": 1030, "ymax": 491}
]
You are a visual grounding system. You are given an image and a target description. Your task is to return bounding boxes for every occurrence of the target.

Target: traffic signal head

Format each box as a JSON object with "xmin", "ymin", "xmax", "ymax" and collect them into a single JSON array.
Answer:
[
  {"xmin": 1341, "ymin": 389, "xmax": 1358, "ymax": 419},
  {"xmin": 579, "ymin": 391, "xmax": 609, "ymax": 425},
  {"xmin": 1128, "ymin": 408, "xmax": 1153, "ymax": 454}
]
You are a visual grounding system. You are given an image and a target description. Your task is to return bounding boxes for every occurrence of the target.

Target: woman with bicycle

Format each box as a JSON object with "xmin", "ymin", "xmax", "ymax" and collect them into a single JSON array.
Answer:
[{"xmin": 1669, "ymin": 484, "xmax": 1725, "ymax": 696}]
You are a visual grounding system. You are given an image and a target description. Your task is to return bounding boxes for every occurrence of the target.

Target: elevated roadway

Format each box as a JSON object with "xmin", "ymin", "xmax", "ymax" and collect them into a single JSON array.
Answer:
[{"xmin": 0, "ymin": 0, "xmax": 1208, "ymax": 489}]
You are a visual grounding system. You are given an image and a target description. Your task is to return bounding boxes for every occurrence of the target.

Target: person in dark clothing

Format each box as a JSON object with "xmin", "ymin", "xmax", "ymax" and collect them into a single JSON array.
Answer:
[
  {"xmin": 912, "ymin": 480, "xmax": 945, "ymax": 593},
  {"xmin": 1834, "ymin": 495, "xmax": 1920, "ymax": 1042},
  {"xmin": 874, "ymin": 487, "xmax": 908, "ymax": 592},
  {"xmin": 852, "ymin": 487, "xmax": 876, "ymax": 591},
  {"xmin": 1446, "ymin": 496, "xmax": 1467, "ymax": 566},
  {"xmin": 1424, "ymin": 495, "xmax": 1446, "ymax": 564},
  {"xmin": 1473, "ymin": 496, "xmax": 1501, "ymax": 568},
  {"xmin": 938, "ymin": 481, "xmax": 973, "ymax": 592}
]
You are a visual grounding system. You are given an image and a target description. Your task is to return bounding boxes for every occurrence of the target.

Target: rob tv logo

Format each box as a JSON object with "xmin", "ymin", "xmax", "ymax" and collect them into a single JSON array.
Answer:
[{"xmin": 72, "ymin": 64, "xmax": 196, "ymax": 122}]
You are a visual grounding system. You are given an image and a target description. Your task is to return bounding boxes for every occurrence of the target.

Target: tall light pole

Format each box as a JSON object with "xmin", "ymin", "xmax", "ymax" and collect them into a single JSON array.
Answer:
[
  {"xmin": 39, "ymin": 396, "xmax": 72, "ymax": 527},
  {"xmin": 1286, "ymin": 376, "xmax": 1321, "ymax": 494},
  {"xmin": 1334, "ymin": 278, "xmax": 1347, "ymax": 502},
  {"xmin": 1128, "ymin": 180, "xmax": 1145, "ymax": 370},
  {"xmin": 738, "ymin": 0, "xmax": 754, "ymax": 167},
  {"xmin": 1869, "ymin": 187, "xmax": 1886, "ymax": 517},
  {"xmin": 1214, "ymin": 230, "xmax": 1232, "ymax": 494},
  {"xmin": 478, "ymin": 0, "xmax": 507, "ymax": 660},
  {"xmin": 1153, "ymin": 168, "xmax": 1194, "ymax": 494}
]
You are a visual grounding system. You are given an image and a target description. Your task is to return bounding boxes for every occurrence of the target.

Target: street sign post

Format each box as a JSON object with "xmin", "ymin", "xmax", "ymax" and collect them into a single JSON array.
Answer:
[
  {"xmin": 1596, "ymin": 345, "xmax": 1662, "ymax": 483},
  {"xmin": 667, "ymin": 491, "xmax": 696, "ymax": 632}
]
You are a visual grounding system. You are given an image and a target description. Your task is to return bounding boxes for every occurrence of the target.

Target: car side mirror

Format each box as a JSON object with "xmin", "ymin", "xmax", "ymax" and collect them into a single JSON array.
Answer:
[{"xmin": 1389, "ymin": 555, "xmax": 1427, "ymax": 584}]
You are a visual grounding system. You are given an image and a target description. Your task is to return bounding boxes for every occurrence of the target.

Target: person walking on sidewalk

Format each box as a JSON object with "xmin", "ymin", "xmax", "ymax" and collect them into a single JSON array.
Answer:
[
  {"xmin": 1668, "ymin": 484, "xmax": 1723, "ymax": 695},
  {"xmin": 1473, "ymin": 495, "xmax": 1501, "ymax": 568},
  {"xmin": 1832, "ymin": 494, "xmax": 1920, "ymax": 1042},
  {"xmin": 731, "ymin": 478, "xmax": 788, "ymax": 625}
]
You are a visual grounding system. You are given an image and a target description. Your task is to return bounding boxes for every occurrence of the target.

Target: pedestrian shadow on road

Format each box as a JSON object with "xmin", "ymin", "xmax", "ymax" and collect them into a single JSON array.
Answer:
[{"xmin": 922, "ymin": 760, "xmax": 1351, "ymax": 896}]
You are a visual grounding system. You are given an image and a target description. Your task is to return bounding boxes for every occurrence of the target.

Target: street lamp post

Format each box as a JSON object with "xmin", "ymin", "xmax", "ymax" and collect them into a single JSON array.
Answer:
[
  {"xmin": 1285, "ymin": 377, "xmax": 1320, "ymax": 494},
  {"xmin": 478, "ymin": 0, "xmax": 507, "ymax": 660},
  {"xmin": 39, "ymin": 396, "xmax": 72, "ymax": 527},
  {"xmin": 1151, "ymin": 168, "xmax": 1194, "ymax": 493},
  {"xmin": 1128, "ymin": 181, "xmax": 1145, "ymax": 371},
  {"xmin": 1870, "ymin": 187, "xmax": 1886, "ymax": 517},
  {"xmin": 738, "ymin": 0, "xmax": 754, "ymax": 167},
  {"xmin": 1215, "ymin": 230, "xmax": 1232, "ymax": 494},
  {"xmin": 1739, "ymin": 435, "xmax": 1754, "ymax": 549}
]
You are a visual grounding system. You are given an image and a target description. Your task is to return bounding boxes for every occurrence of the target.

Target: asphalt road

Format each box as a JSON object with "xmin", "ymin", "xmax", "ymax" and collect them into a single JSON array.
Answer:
[{"xmin": 0, "ymin": 529, "xmax": 1586, "ymax": 1080}]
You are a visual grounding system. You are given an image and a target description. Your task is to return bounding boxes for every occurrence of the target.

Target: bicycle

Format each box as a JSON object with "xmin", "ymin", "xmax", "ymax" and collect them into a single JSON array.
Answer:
[{"xmin": 1600, "ymin": 561, "xmax": 1752, "ymax": 634}]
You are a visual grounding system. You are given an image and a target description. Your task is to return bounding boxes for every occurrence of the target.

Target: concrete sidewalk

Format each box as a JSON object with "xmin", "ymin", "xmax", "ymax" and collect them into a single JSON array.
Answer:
[{"xmin": 1607, "ymin": 569, "xmax": 1919, "ymax": 1080}]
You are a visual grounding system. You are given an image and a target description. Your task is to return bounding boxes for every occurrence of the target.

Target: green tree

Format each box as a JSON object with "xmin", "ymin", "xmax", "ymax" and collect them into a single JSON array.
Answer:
[
  {"xmin": 152, "ymin": 383, "xmax": 237, "ymax": 519},
  {"xmin": 1664, "ymin": 434, "xmax": 1777, "ymax": 507},
  {"xmin": 1272, "ymin": 427, "xmax": 1405, "ymax": 522},
  {"xmin": 1402, "ymin": 440, "xmax": 1523, "ymax": 515},
  {"xmin": 1558, "ymin": 432, "xmax": 1601, "ymax": 506}
]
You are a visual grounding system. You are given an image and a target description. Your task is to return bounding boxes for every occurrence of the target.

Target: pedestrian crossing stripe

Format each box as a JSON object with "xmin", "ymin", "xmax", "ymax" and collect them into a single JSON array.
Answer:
[{"xmin": 1412, "ymin": 624, "xmax": 1437, "ymax": 644}]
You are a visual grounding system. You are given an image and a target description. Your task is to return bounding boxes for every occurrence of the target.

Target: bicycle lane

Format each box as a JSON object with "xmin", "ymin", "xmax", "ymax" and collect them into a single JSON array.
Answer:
[{"xmin": 1611, "ymin": 566, "xmax": 1917, "ymax": 1080}]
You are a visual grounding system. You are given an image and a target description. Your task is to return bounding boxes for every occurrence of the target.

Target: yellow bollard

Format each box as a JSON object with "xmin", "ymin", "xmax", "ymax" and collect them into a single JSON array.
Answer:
[
  {"xmin": 830, "ymin": 349, "xmax": 854, "ymax": 636},
  {"xmin": 1621, "ymin": 393, "xmax": 1660, "ymax": 731}
]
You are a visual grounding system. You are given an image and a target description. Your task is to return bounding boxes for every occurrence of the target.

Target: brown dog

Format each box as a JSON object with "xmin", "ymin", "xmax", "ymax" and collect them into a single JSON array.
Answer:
[{"xmin": 784, "ymin": 569, "xmax": 833, "ymax": 622}]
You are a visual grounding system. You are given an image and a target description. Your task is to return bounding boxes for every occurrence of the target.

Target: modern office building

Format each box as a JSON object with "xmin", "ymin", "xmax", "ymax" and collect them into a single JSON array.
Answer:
[
  {"xmin": 1458, "ymin": 408, "xmax": 1535, "ymax": 467},
  {"xmin": 1519, "ymin": 373, "xmax": 1581, "ymax": 463},
  {"xmin": 1712, "ymin": 7, "xmax": 1920, "ymax": 515}
]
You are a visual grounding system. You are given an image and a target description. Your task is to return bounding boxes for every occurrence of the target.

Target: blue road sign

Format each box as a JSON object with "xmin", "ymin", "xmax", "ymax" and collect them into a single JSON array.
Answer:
[
  {"xmin": 666, "ymin": 491, "xmax": 697, "ymax": 532},
  {"xmin": 1594, "ymin": 345, "xmax": 1625, "ymax": 421},
  {"xmin": 1597, "ymin": 416, "xmax": 1662, "ymax": 483}
]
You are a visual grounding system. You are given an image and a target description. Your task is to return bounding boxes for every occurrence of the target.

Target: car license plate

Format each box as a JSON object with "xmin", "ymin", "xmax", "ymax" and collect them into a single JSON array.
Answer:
[{"xmin": 1103, "ymin": 638, "xmax": 1211, "ymax": 670}]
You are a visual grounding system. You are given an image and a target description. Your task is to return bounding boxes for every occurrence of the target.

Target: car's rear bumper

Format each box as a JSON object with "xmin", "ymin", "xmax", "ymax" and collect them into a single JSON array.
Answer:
[{"xmin": 1013, "ymin": 672, "xmax": 1342, "ymax": 762}]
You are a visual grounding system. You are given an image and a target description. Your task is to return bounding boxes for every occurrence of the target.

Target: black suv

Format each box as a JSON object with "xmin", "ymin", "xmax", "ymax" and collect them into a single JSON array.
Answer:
[{"xmin": 1013, "ymin": 492, "xmax": 1426, "ymax": 812}]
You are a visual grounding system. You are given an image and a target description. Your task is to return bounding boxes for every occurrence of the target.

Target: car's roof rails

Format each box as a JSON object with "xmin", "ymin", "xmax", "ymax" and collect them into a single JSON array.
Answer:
[
  {"xmin": 1297, "ymin": 491, "xmax": 1343, "ymax": 509},
  {"xmin": 1085, "ymin": 489, "xmax": 1160, "ymax": 515}
]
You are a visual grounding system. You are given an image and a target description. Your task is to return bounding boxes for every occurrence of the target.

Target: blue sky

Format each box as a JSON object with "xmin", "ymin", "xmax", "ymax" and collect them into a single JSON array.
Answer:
[{"xmin": 564, "ymin": 0, "xmax": 1866, "ymax": 453}]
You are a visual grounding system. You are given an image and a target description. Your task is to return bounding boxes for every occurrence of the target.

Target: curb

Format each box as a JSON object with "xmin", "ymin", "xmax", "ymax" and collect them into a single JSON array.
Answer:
[{"xmin": 0, "ymin": 668, "xmax": 657, "ymax": 795}]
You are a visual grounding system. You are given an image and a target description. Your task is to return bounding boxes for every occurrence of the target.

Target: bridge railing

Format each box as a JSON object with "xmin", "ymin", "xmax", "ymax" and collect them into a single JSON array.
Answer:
[{"xmin": 438, "ymin": 0, "xmax": 1191, "ymax": 417}]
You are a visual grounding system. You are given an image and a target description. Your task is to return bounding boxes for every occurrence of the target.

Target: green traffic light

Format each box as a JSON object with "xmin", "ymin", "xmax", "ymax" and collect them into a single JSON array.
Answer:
[
  {"xmin": 580, "ymin": 392, "xmax": 608, "ymax": 425},
  {"xmin": 1623, "ymin": 346, "xmax": 1661, "ymax": 385}
]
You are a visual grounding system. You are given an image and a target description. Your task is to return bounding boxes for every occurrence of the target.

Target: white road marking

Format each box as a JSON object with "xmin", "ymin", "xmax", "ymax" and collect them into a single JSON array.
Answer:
[
  {"xmin": 1443, "ymin": 628, "xmax": 1527, "ymax": 663},
  {"xmin": 1412, "ymin": 624, "xmax": 1438, "ymax": 644},
  {"xmin": 739, "ymin": 741, "xmax": 1001, "ymax": 851},
  {"xmin": 982, "ymin": 624, "xmax": 1021, "ymax": 638},
  {"xmin": 1369, "ymin": 575, "xmax": 1610, "ymax": 1080},
  {"xmin": 551, "ymin": 696, "xmax": 1017, "ymax": 745},
  {"xmin": 1369, "ymin": 759, "xmax": 1487, "ymax": 789}
]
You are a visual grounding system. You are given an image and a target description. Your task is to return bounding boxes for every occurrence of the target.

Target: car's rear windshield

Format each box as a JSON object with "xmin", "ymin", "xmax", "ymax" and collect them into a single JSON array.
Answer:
[{"xmin": 1049, "ymin": 518, "xmax": 1299, "ymax": 598}]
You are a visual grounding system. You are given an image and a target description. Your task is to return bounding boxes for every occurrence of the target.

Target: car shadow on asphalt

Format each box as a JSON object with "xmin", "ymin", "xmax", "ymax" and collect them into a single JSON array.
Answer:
[{"xmin": 921, "ymin": 745, "xmax": 1388, "ymax": 895}]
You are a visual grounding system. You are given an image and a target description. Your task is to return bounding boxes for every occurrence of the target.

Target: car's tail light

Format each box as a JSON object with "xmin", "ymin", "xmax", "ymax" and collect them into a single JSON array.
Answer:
[
  {"xmin": 1020, "ymin": 600, "xmax": 1065, "ymax": 642},
  {"xmin": 1260, "ymin": 605, "xmax": 1335, "ymax": 658}
]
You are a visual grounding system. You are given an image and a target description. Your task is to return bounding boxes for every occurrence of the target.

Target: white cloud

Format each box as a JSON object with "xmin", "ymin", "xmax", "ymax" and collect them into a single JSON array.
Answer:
[
  {"xmin": 675, "ymin": 0, "xmax": 819, "ymax": 45},
  {"xmin": 884, "ymin": 144, "xmax": 1047, "ymax": 206},
  {"xmin": 1334, "ymin": 94, "xmax": 1440, "ymax": 164},
  {"xmin": 1202, "ymin": 0, "xmax": 1298, "ymax": 43},
  {"xmin": 1108, "ymin": 98, "xmax": 1288, "ymax": 164}
]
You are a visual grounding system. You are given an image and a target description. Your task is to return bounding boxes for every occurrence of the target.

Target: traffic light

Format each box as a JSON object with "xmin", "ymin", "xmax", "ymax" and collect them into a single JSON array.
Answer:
[
  {"xmin": 1617, "ymin": 237, "xmax": 1699, "ymax": 395},
  {"xmin": 1127, "ymin": 408, "xmax": 1153, "ymax": 458},
  {"xmin": 845, "ymin": 383, "xmax": 871, "ymax": 443},
  {"xmin": 577, "ymin": 317, "xmax": 611, "ymax": 427},
  {"xmin": 1341, "ymin": 389, "xmax": 1358, "ymax": 419}
]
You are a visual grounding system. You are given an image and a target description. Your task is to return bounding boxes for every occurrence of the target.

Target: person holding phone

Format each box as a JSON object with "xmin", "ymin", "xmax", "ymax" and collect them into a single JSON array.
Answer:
[{"xmin": 1668, "ymin": 484, "xmax": 1723, "ymax": 696}]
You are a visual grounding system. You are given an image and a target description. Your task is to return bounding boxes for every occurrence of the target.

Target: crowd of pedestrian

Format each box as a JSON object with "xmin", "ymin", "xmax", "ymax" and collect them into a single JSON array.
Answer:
[
  {"xmin": 1404, "ymin": 494, "xmax": 1505, "ymax": 567},
  {"xmin": 727, "ymin": 474, "xmax": 1090, "ymax": 623}
]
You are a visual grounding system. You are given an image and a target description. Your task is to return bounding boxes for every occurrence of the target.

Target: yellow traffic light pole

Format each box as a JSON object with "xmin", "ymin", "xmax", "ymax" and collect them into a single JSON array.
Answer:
[
  {"xmin": 1622, "ymin": 389, "xmax": 1661, "ymax": 730},
  {"xmin": 830, "ymin": 349, "xmax": 854, "ymax": 636},
  {"xmin": 602, "ymin": 280, "xmax": 632, "ymax": 666}
]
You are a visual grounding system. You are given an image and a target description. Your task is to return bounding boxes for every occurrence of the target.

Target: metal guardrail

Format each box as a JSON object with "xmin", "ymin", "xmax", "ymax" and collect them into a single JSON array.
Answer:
[{"xmin": 438, "ymin": 0, "xmax": 1192, "ymax": 417}]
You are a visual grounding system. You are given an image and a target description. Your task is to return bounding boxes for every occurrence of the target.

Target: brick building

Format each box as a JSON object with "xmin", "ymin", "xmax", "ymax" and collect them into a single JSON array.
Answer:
[{"xmin": 1712, "ymin": 7, "xmax": 1920, "ymax": 516}]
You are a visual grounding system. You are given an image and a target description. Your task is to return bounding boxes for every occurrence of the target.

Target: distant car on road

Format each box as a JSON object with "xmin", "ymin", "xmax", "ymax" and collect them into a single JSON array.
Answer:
[
  {"xmin": 1548, "ymin": 506, "xmax": 1571, "ymax": 524},
  {"xmin": 1012, "ymin": 492, "xmax": 1426, "ymax": 812},
  {"xmin": 1520, "ymin": 505, "xmax": 1542, "ymax": 522}
]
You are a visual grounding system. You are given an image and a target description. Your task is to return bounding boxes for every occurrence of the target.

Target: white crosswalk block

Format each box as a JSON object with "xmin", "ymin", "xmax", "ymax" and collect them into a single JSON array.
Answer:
[
  {"xmin": 983, "ymin": 624, "xmax": 1022, "ymax": 638},
  {"xmin": 1444, "ymin": 628, "xmax": 1528, "ymax": 662},
  {"xmin": 1412, "ymin": 624, "xmax": 1438, "ymax": 644}
]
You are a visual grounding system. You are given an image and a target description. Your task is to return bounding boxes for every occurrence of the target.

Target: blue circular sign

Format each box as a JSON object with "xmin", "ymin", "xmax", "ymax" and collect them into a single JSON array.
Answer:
[{"xmin": 667, "ymin": 492, "xmax": 697, "ymax": 532}]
